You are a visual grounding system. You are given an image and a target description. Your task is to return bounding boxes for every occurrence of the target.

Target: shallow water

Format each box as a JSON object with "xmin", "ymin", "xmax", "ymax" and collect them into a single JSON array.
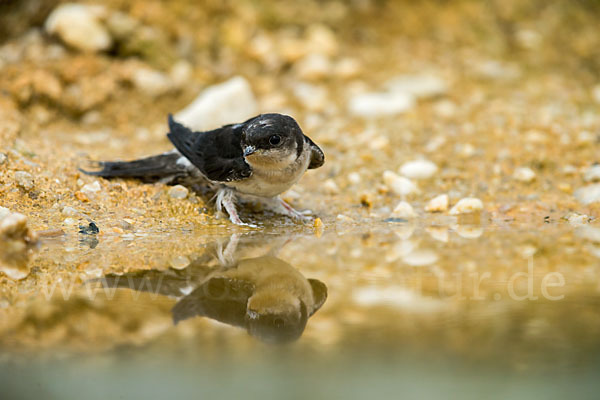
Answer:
[{"xmin": 2, "ymin": 220, "xmax": 600, "ymax": 398}]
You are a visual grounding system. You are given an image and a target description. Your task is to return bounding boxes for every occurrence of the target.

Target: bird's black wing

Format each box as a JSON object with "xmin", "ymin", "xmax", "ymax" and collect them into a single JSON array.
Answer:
[
  {"xmin": 166, "ymin": 115, "xmax": 252, "ymax": 182},
  {"xmin": 306, "ymin": 136, "xmax": 325, "ymax": 169}
]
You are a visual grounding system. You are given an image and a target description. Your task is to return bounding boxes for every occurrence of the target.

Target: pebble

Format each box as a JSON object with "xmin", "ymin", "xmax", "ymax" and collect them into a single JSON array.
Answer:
[
  {"xmin": 391, "ymin": 201, "xmax": 418, "ymax": 218},
  {"xmin": 386, "ymin": 74, "xmax": 447, "ymax": 99},
  {"xmin": 292, "ymin": 82, "xmax": 329, "ymax": 112},
  {"xmin": 348, "ymin": 172, "xmax": 361, "ymax": 185},
  {"xmin": 564, "ymin": 212, "xmax": 592, "ymax": 226},
  {"xmin": 0, "ymin": 212, "xmax": 36, "ymax": 243},
  {"xmin": 449, "ymin": 197, "xmax": 484, "ymax": 215},
  {"xmin": 294, "ymin": 53, "xmax": 332, "ymax": 80},
  {"xmin": 575, "ymin": 226, "xmax": 600, "ymax": 243},
  {"xmin": 0, "ymin": 207, "xmax": 9, "ymax": 220},
  {"xmin": 322, "ymin": 179, "xmax": 340, "ymax": 195},
  {"xmin": 583, "ymin": 165, "xmax": 600, "ymax": 182},
  {"xmin": 132, "ymin": 67, "xmax": 172, "ymax": 97},
  {"xmin": 425, "ymin": 194, "xmax": 449, "ymax": 213},
  {"xmin": 0, "ymin": 152, "xmax": 7, "ymax": 164},
  {"xmin": 169, "ymin": 255, "xmax": 190, "ymax": 270},
  {"xmin": 402, "ymin": 249, "xmax": 439, "ymax": 266},
  {"xmin": 336, "ymin": 214, "xmax": 353, "ymax": 223},
  {"xmin": 382, "ymin": 171, "xmax": 419, "ymax": 197},
  {"xmin": 61, "ymin": 206, "xmax": 79, "ymax": 217},
  {"xmin": 574, "ymin": 184, "xmax": 600, "ymax": 205},
  {"xmin": 81, "ymin": 181, "xmax": 101, "ymax": 197},
  {"xmin": 400, "ymin": 159, "xmax": 438, "ymax": 179},
  {"xmin": 169, "ymin": 60, "xmax": 193, "ymax": 88},
  {"xmin": 45, "ymin": 4, "xmax": 112, "ymax": 53},
  {"xmin": 305, "ymin": 24, "xmax": 339, "ymax": 57},
  {"xmin": 513, "ymin": 167, "xmax": 536, "ymax": 183},
  {"xmin": 168, "ymin": 185, "xmax": 189, "ymax": 199},
  {"xmin": 348, "ymin": 91, "xmax": 415, "ymax": 118},
  {"xmin": 175, "ymin": 76, "xmax": 258, "ymax": 131},
  {"xmin": 334, "ymin": 58, "xmax": 362, "ymax": 79},
  {"xmin": 14, "ymin": 171, "xmax": 34, "ymax": 190}
]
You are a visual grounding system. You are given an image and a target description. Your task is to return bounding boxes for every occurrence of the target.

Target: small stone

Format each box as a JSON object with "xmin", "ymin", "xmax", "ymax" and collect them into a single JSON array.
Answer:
[
  {"xmin": 75, "ymin": 191, "xmax": 89, "ymax": 202},
  {"xmin": 348, "ymin": 91, "xmax": 415, "ymax": 118},
  {"xmin": 61, "ymin": 206, "xmax": 79, "ymax": 217},
  {"xmin": 175, "ymin": 76, "xmax": 257, "ymax": 131},
  {"xmin": 0, "ymin": 153, "xmax": 6, "ymax": 164},
  {"xmin": 168, "ymin": 185, "xmax": 189, "ymax": 199},
  {"xmin": 322, "ymin": 179, "xmax": 340, "ymax": 195},
  {"xmin": 449, "ymin": 198, "xmax": 484, "ymax": 215},
  {"xmin": 0, "ymin": 212, "xmax": 36, "ymax": 242},
  {"xmin": 400, "ymin": 159, "xmax": 438, "ymax": 179},
  {"xmin": 169, "ymin": 255, "xmax": 190, "ymax": 270},
  {"xmin": 336, "ymin": 214, "xmax": 353, "ymax": 223},
  {"xmin": 386, "ymin": 74, "xmax": 447, "ymax": 99},
  {"xmin": 169, "ymin": 60, "xmax": 193, "ymax": 88},
  {"xmin": 564, "ymin": 212, "xmax": 592, "ymax": 226},
  {"xmin": 513, "ymin": 167, "xmax": 536, "ymax": 183},
  {"xmin": 294, "ymin": 53, "xmax": 332, "ymax": 80},
  {"xmin": 313, "ymin": 217, "xmax": 324, "ymax": 229},
  {"xmin": 348, "ymin": 172, "xmax": 361, "ymax": 185},
  {"xmin": 392, "ymin": 201, "xmax": 418, "ymax": 218},
  {"xmin": 132, "ymin": 67, "xmax": 172, "ymax": 97},
  {"xmin": 105, "ymin": 11, "xmax": 138, "ymax": 40},
  {"xmin": 425, "ymin": 194, "xmax": 449, "ymax": 213},
  {"xmin": 14, "ymin": 171, "xmax": 34, "ymax": 190},
  {"xmin": 575, "ymin": 226, "xmax": 600, "ymax": 243},
  {"xmin": 45, "ymin": 4, "xmax": 112, "ymax": 53},
  {"xmin": 305, "ymin": 24, "xmax": 339, "ymax": 57},
  {"xmin": 292, "ymin": 82, "xmax": 329, "ymax": 112},
  {"xmin": 63, "ymin": 217, "xmax": 77, "ymax": 225},
  {"xmin": 402, "ymin": 249, "xmax": 439, "ymax": 266},
  {"xmin": 383, "ymin": 171, "xmax": 419, "ymax": 197},
  {"xmin": 574, "ymin": 184, "xmax": 600, "ymax": 205},
  {"xmin": 577, "ymin": 131, "xmax": 595, "ymax": 146},
  {"xmin": 0, "ymin": 207, "xmax": 9, "ymax": 220},
  {"xmin": 81, "ymin": 181, "xmax": 101, "ymax": 197},
  {"xmin": 334, "ymin": 58, "xmax": 361, "ymax": 79},
  {"xmin": 121, "ymin": 218, "xmax": 135, "ymax": 230},
  {"xmin": 584, "ymin": 165, "xmax": 600, "ymax": 182}
]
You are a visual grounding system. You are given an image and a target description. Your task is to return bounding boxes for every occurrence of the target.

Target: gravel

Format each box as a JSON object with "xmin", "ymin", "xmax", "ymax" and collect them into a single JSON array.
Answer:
[{"xmin": 449, "ymin": 198, "xmax": 484, "ymax": 215}]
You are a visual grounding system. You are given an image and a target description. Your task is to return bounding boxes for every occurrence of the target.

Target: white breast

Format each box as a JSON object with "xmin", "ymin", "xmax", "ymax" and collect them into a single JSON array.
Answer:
[{"xmin": 228, "ymin": 146, "xmax": 311, "ymax": 198}]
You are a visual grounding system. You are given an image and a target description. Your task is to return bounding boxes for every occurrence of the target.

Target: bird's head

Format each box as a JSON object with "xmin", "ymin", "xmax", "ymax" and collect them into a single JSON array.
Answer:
[{"xmin": 241, "ymin": 114, "xmax": 303, "ymax": 169}]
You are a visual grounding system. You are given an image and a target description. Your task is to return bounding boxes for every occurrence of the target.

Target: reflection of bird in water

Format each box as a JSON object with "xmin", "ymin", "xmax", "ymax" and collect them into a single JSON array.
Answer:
[{"xmin": 97, "ymin": 235, "xmax": 327, "ymax": 344}]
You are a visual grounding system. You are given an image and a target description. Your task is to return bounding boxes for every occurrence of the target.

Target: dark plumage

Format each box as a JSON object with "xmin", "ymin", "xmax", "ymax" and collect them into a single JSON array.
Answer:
[{"xmin": 80, "ymin": 113, "xmax": 325, "ymax": 225}]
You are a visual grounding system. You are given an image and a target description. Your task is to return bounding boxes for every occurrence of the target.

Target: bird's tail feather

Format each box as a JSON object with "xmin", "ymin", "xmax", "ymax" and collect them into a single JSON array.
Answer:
[{"xmin": 79, "ymin": 151, "xmax": 188, "ymax": 183}]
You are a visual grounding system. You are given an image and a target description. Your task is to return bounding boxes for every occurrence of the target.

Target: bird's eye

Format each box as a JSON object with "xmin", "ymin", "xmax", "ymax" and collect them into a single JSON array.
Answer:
[{"xmin": 269, "ymin": 135, "xmax": 281, "ymax": 146}]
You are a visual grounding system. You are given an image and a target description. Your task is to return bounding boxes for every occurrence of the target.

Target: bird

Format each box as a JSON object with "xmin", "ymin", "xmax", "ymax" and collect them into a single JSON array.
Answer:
[{"xmin": 81, "ymin": 113, "xmax": 324, "ymax": 226}]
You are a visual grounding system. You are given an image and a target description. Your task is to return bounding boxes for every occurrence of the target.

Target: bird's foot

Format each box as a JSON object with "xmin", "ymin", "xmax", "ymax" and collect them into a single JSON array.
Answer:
[
  {"xmin": 215, "ymin": 188, "xmax": 258, "ymax": 228},
  {"xmin": 275, "ymin": 198, "xmax": 314, "ymax": 223}
]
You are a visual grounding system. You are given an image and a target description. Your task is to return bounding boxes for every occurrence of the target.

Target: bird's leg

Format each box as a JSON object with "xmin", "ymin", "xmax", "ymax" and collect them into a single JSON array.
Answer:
[
  {"xmin": 215, "ymin": 188, "xmax": 257, "ymax": 227},
  {"xmin": 269, "ymin": 196, "xmax": 313, "ymax": 222}
]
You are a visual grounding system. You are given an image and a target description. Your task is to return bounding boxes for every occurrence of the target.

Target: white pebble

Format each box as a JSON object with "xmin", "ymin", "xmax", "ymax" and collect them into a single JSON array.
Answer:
[
  {"xmin": 386, "ymin": 74, "xmax": 447, "ymax": 99},
  {"xmin": 132, "ymin": 67, "xmax": 172, "ymax": 97},
  {"xmin": 322, "ymin": 179, "xmax": 340, "ymax": 195},
  {"xmin": 584, "ymin": 165, "xmax": 600, "ymax": 182},
  {"xmin": 392, "ymin": 201, "xmax": 417, "ymax": 218},
  {"xmin": 0, "ymin": 153, "xmax": 7, "ymax": 164},
  {"xmin": 449, "ymin": 197, "xmax": 483, "ymax": 215},
  {"xmin": 61, "ymin": 206, "xmax": 79, "ymax": 217},
  {"xmin": 175, "ymin": 76, "xmax": 257, "ymax": 131},
  {"xmin": 425, "ymin": 194, "xmax": 449, "ymax": 213},
  {"xmin": 383, "ymin": 171, "xmax": 419, "ymax": 197},
  {"xmin": 565, "ymin": 212, "xmax": 592, "ymax": 226},
  {"xmin": 575, "ymin": 226, "xmax": 600, "ymax": 243},
  {"xmin": 294, "ymin": 53, "xmax": 332, "ymax": 81},
  {"xmin": 336, "ymin": 214, "xmax": 353, "ymax": 223},
  {"xmin": 169, "ymin": 256, "xmax": 191, "ymax": 270},
  {"xmin": 399, "ymin": 159, "xmax": 438, "ymax": 179},
  {"xmin": 14, "ymin": 171, "xmax": 34, "ymax": 190},
  {"xmin": 168, "ymin": 185, "xmax": 189, "ymax": 199},
  {"xmin": 574, "ymin": 184, "xmax": 600, "ymax": 205},
  {"xmin": 347, "ymin": 172, "xmax": 361, "ymax": 185},
  {"xmin": 0, "ymin": 206, "xmax": 9, "ymax": 220},
  {"xmin": 402, "ymin": 249, "xmax": 439, "ymax": 266},
  {"xmin": 513, "ymin": 167, "xmax": 536, "ymax": 183},
  {"xmin": 81, "ymin": 181, "xmax": 101, "ymax": 196},
  {"xmin": 45, "ymin": 4, "xmax": 111, "ymax": 53},
  {"xmin": 348, "ymin": 92, "xmax": 415, "ymax": 118}
]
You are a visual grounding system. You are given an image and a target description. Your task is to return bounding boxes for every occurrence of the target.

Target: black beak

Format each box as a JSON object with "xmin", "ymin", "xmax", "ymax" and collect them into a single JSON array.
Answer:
[{"xmin": 243, "ymin": 146, "xmax": 256, "ymax": 157}]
